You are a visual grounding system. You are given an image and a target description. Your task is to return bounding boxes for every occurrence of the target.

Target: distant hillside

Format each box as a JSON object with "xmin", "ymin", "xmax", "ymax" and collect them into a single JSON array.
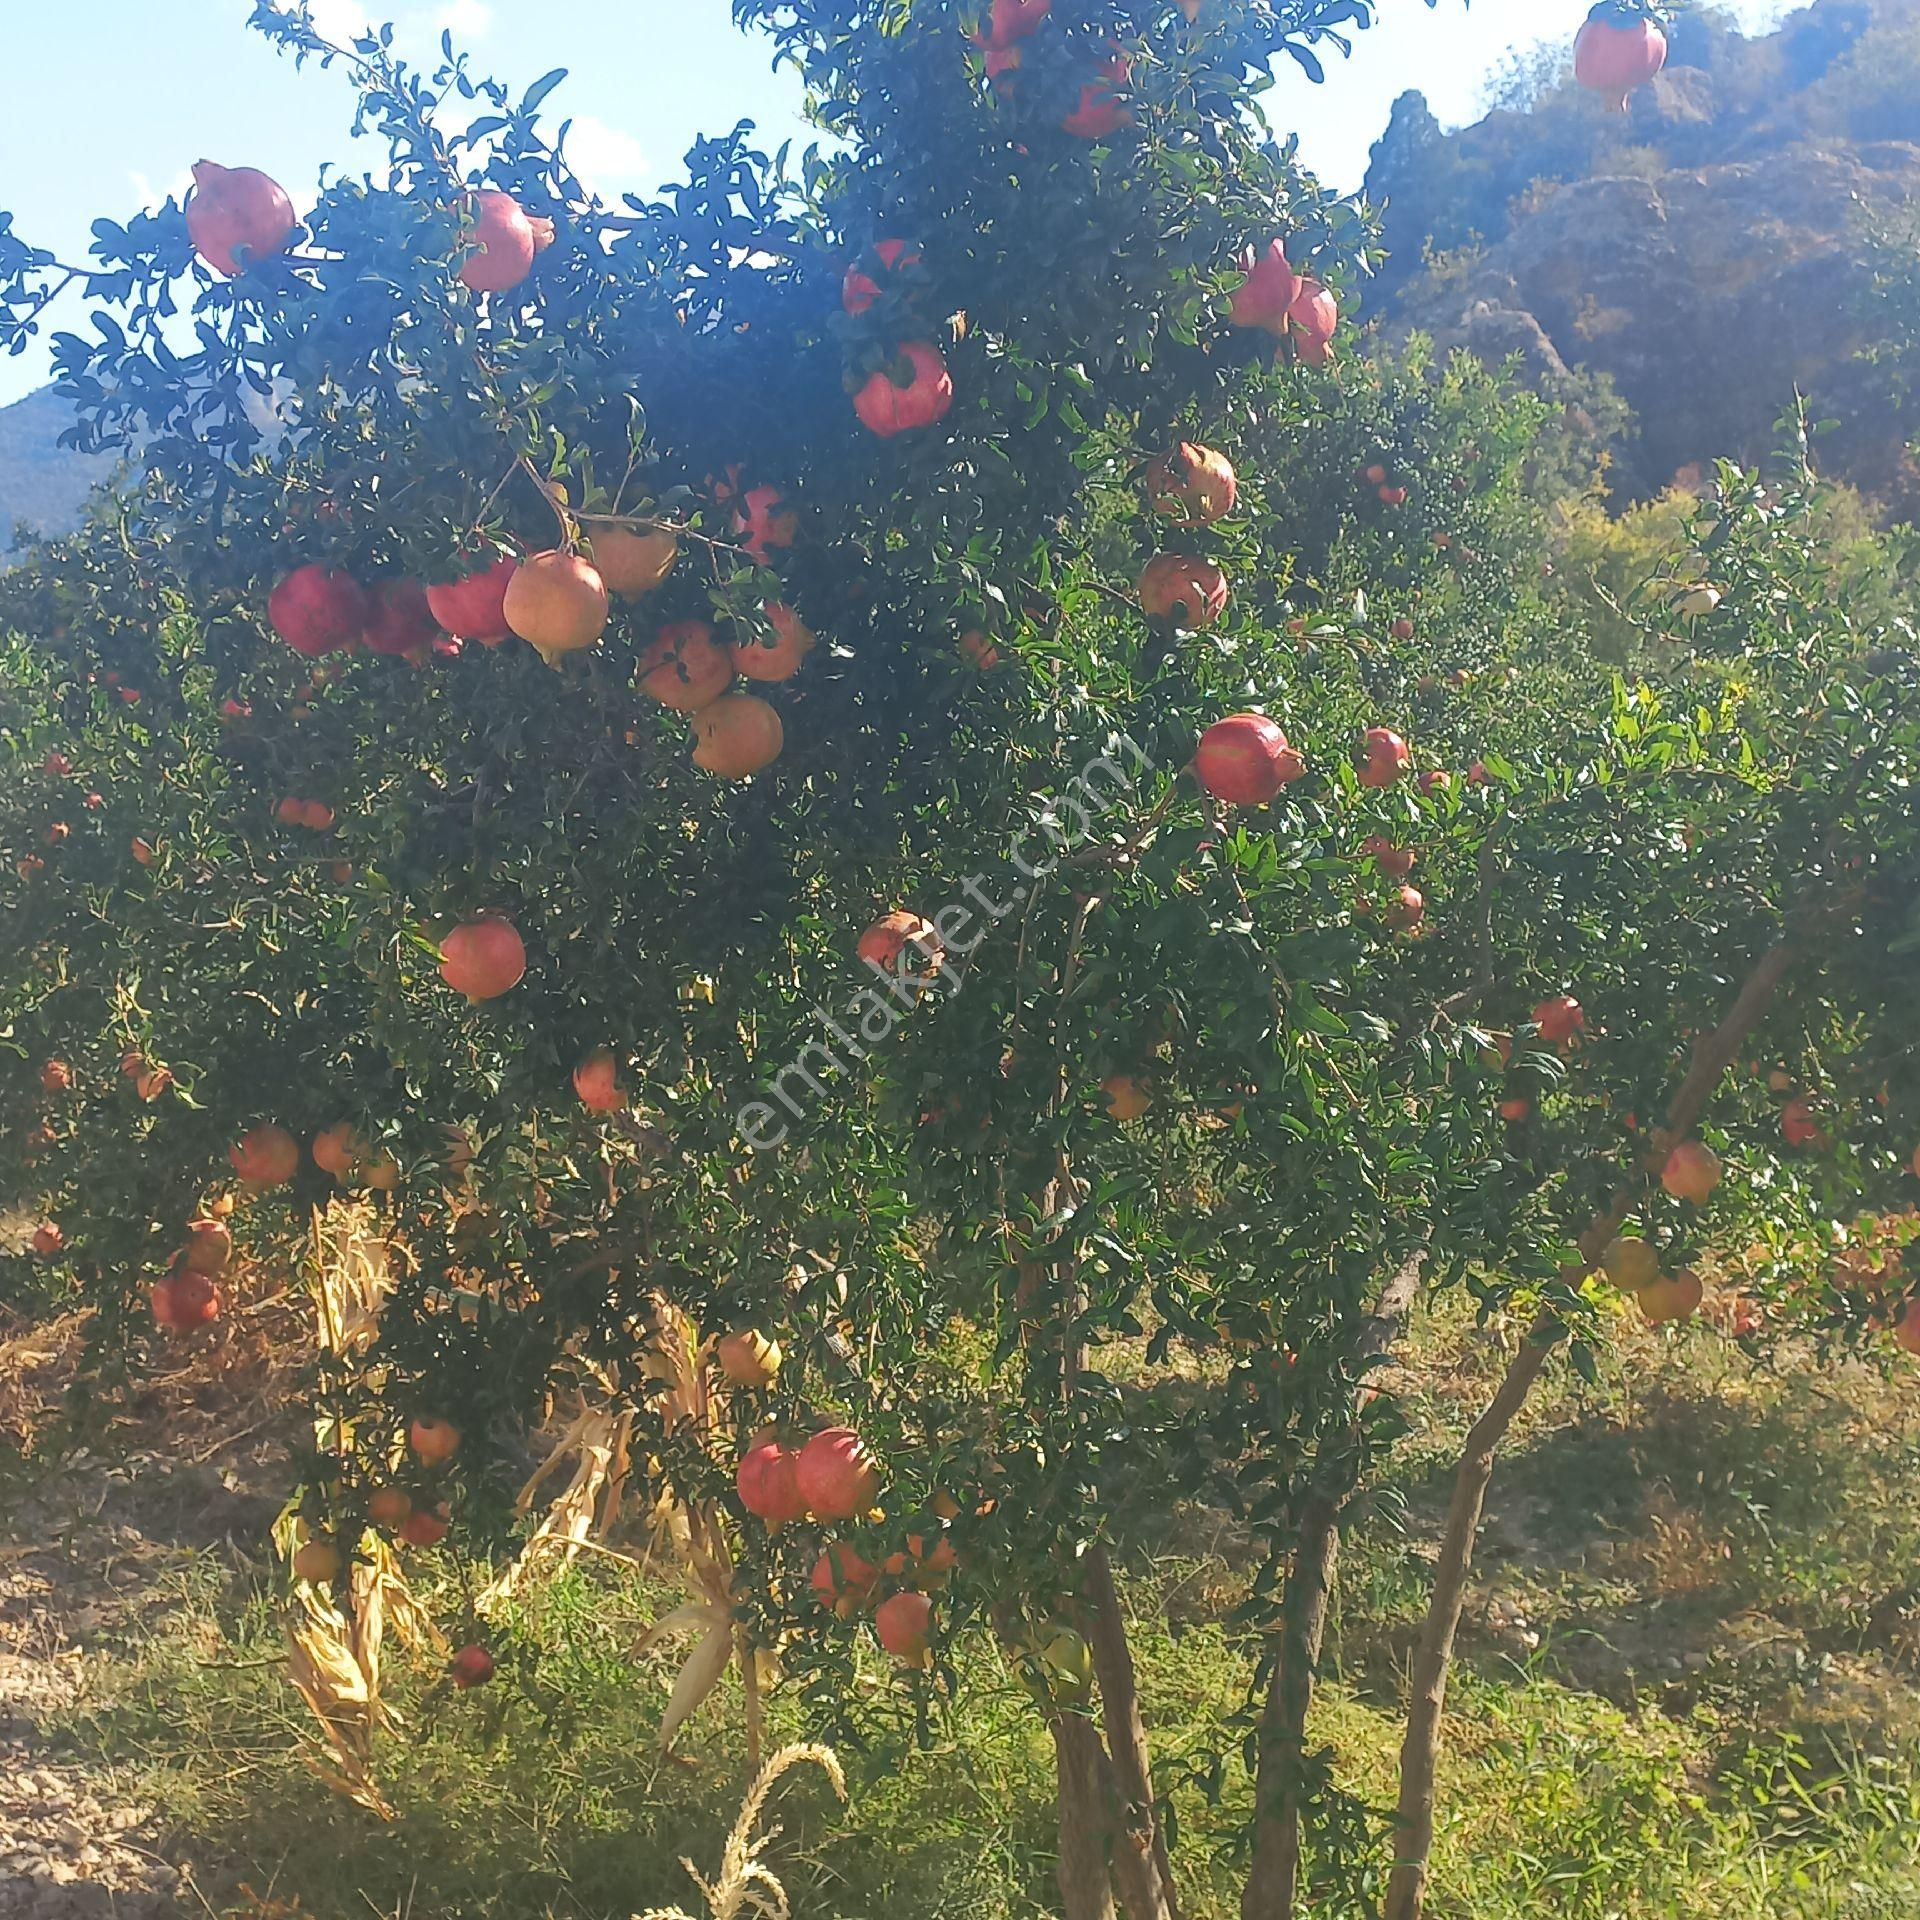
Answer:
[
  {"xmin": 1367, "ymin": 0, "xmax": 1920, "ymax": 506},
  {"xmin": 0, "ymin": 386, "xmax": 110, "ymax": 559}
]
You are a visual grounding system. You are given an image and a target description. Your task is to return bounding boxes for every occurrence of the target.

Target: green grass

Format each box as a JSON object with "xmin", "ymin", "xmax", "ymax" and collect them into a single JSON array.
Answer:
[{"xmin": 22, "ymin": 1307, "xmax": 1920, "ymax": 1920}]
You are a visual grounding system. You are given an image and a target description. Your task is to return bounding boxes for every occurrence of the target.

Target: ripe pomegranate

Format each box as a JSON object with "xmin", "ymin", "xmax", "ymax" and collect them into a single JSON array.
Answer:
[
  {"xmin": 1357, "ymin": 728, "xmax": 1411, "ymax": 789},
  {"xmin": 367, "ymin": 1487, "xmax": 412, "ymax": 1530},
  {"xmin": 1382, "ymin": 885, "xmax": 1425, "ymax": 932},
  {"xmin": 858, "ymin": 910, "xmax": 944, "ymax": 976},
  {"xmin": 30, "ymin": 1221, "xmax": 64, "ymax": 1255},
  {"xmin": 1288, "ymin": 278, "xmax": 1339, "ymax": 364},
  {"xmin": 1361, "ymin": 835, "xmax": 1416, "ymax": 879},
  {"xmin": 503, "ymin": 551, "xmax": 609, "ymax": 666},
  {"xmin": 638, "ymin": 622, "xmax": 736, "ymax": 711},
  {"xmin": 1229, "ymin": 239, "xmax": 1300, "ymax": 333},
  {"xmin": 1139, "ymin": 554, "xmax": 1229, "ymax": 627},
  {"xmin": 853, "ymin": 342, "xmax": 954, "ymax": 437},
  {"xmin": 134, "ymin": 1062, "xmax": 172, "ymax": 1101},
  {"xmin": 427, "ymin": 555, "xmax": 520, "ymax": 643},
  {"xmin": 842, "ymin": 238, "xmax": 921, "ymax": 316},
  {"xmin": 735, "ymin": 603, "xmax": 814, "ymax": 682},
  {"xmin": 875, "ymin": 1590, "xmax": 935, "ymax": 1665},
  {"xmin": 957, "ymin": 629, "xmax": 1002, "ymax": 670},
  {"xmin": 399, "ymin": 1504, "xmax": 450, "ymax": 1547},
  {"xmin": 811, "ymin": 1543, "xmax": 879, "ymax": 1615},
  {"xmin": 1662, "ymin": 1141, "xmax": 1722, "ymax": 1204},
  {"xmin": 450, "ymin": 1643, "xmax": 496, "ymax": 1689},
  {"xmin": 312, "ymin": 1123, "xmax": 368, "ymax": 1181},
  {"xmin": 408, "ymin": 1416, "xmax": 462, "ymax": 1466},
  {"xmin": 1195, "ymin": 714, "xmax": 1306, "ymax": 806},
  {"xmin": 459, "ymin": 189, "xmax": 543, "ymax": 293},
  {"xmin": 168, "ymin": 1270, "xmax": 221, "ymax": 1328},
  {"xmin": 1390, "ymin": 616, "xmax": 1416, "ymax": 642},
  {"xmin": 269, "ymin": 564, "xmax": 367, "ymax": 658},
  {"xmin": 362, "ymin": 578, "xmax": 438, "ymax": 659},
  {"xmin": 1145, "ymin": 443, "xmax": 1237, "ymax": 526},
  {"xmin": 1573, "ymin": 3, "xmax": 1668, "ymax": 112},
  {"xmin": 185, "ymin": 161, "xmax": 296, "ymax": 276},
  {"xmin": 572, "ymin": 1049, "xmax": 624, "ymax": 1114},
  {"xmin": 293, "ymin": 1539, "xmax": 342, "ymax": 1583},
  {"xmin": 591, "ymin": 525, "xmax": 679, "ymax": 599},
  {"xmin": 1379, "ymin": 485, "xmax": 1409, "ymax": 507},
  {"xmin": 737, "ymin": 1436, "xmax": 809, "ymax": 1526},
  {"xmin": 439, "ymin": 917, "xmax": 526, "ymax": 1001},
  {"xmin": 39, "ymin": 1059, "xmax": 73, "ymax": 1092},
  {"xmin": 980, "ymin": 0, "xmax": 1050, "ymax": 46},
  {"xmin": 1103, "ymin": 1074, "xmax": 1152, "ymax": 1122},
  {"xmin": 796, "ymin": 1426, "xmax": 881, "ymax": 1520},
  {"xmin": 883, "ymin": 1531, "xmax": 958, "ymax": 1589},
  {"xmin": 1781, "ymin": 1097, "xmax": 1821, "ymax": 1148},
  {"xmin": 691, "ymin": 694, "xmax": 784, "ymax": 779},
  {"xmin": 42, "ymin": 751, "xmax": 73, "ymax": 777},
  {"xmin": 1498, "ymin": 1097, "xmax": 1533, "ymax": 1124},
  {"xmin": 1464, "ymin": 760, "xmax": 1491, "ymax": 786},
  {"xmin": 180, "ymin": 1218, "xmax": 233, "ymax": 1276},
  {"xmin": 1638, "ymin": 1270, "xmax": 1704, "ymax": 1326},
  {"xmin": 229, "ymin": 1124, "xmax": 300, "ymax": 1187},
  {"xmin": 1062, "ymin": 52, "xmax": 1132, "ymax": 138},
  {"xmin": 1533, "ymin": 996, "xmax": 1585, "ymax": 1046},
  {"xmin": 1601, "ymin": 1236, "xmax": 1661, "ymax": 1292},
  {"xmin": 729, "ymin": 482, "xmax": 799, "ymax": 564},
  {"xmin": 717, "ymin": 1330, "xmax": 782, "ymax": 1389}
]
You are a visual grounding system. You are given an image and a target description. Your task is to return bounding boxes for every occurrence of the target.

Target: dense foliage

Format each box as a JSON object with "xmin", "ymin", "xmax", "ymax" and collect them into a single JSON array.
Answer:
[{"xmin": 2, "ymin": 4, "xmax": 1918, "ymax": 1918}]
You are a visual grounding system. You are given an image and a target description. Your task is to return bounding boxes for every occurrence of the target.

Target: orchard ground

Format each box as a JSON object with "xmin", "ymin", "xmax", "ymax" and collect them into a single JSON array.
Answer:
[{"xmin": 5, "ymin": 1291, "xmax": 1920, "ymax": 1920}]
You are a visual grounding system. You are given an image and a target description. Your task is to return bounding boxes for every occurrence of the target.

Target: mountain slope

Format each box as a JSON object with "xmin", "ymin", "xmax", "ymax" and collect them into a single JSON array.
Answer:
[
  {"xmin": 0, "ymin": 387, "xmax": 110, "ymax": 559},
  {"xmin": 1367, "ymin": 0, "xmax": 1920, "ymax": 505}
]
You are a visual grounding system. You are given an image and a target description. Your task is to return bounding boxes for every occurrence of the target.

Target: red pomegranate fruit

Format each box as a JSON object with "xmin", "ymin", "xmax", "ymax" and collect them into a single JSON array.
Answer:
[
  {"xmin": 1532, "ymin": 996, "xmax": 1585, "ymax": 1046},
  {"xmin": 981, "ymin": 0, "xmax": 1050, "ymax": 46},
  {"xmin": 1194, "ymin": 714, "xmax": 1306, "ymax": 806},
  {"xmin": 1357, "ymin": 727, "xmax": 1411, "ymax": 789},
  {"xmin": 1382, "ymin": 885, "xmax": 1426, "ymax": 932},
  {"xmin": 638, "ymin": 622, "xmax": 736, "ymax": 711},
  {"xmin": 269, "ymin": 564, "xmax": 367, "ymax": 658},
  {"xmin": 229, "ymin": 1124, "xmax": 300, "ymax": 1187},
  {"xmin": 737, "ymin": 1435, "xmax": 808, "ymax": 1527},
  {"xmin": 875, "ymin": 1590, "xmax": 935, "ymax": 1665},
  {"xmin": 1781, "ymin": 1098, "xmax": 1821, "ymax": 1148},
  {"xmin": 728, "ymin": 481, "xmax": 799, "ymax": 565},
  {"xmin": 1138, "ymin": 554, "xmax": 1229, "ymax": 628},
  {"xmin": 1573, "ymin": 4, "xmax": 1668, "ymax": 112},
  {"xmin": 853, "ymin": 342, "xmax": 954, "ymax": 437},
  {"xmin": 168, "ymin": 1270, "xmax": 222, "ymax": 1328},
  {"xmin": 185, "ymin": 160, "xmax": 296, "ymax": 277},
  {"xmin": 690, "ymin": 694, "xmax": 784, "ymax": 779},
  {"xmin": 408, "ymin": 1416, "xmax": 462, "ymax": 1465},
  {"xmin": 842, "ymin": 238, "xmax": 921, "ymax": 316},
  {"xmin": 1144, "ymin": 443, "xmax": 1238, "ymax": 526},
  {"xmin": 573, "ymin": 1048, "xmax": 624, "ymax": 1113},
  {"xmin": 795, "ymin": 1426, "xmax": 881, "ymax": 1520},
  {"xmin": 458, "ymin": 189, "xmax": 541, "ymax": 294},
  {"xmin": 858, "ymin": 910, "xmax": 944, "ymax": 976},
  {"xmin": 1062, "ymin": 52, "xmax": 1132, "ymax": 139},
  {"xmin": 810, "ymin": 1543, "xmax": 879, "ymax": 1615},
  {"xmin": 362, "ymin": 578, "xmax": 439, "ymax": 660},
  {"xmin": 1288, "ymin": 278, "xmax": 1339, "ymax": 364},
  {"xmin": 1229, "ymin": 239, "xmax": 1300, "ymax": 333},
  {"xmin": 30, "ymin": 1221, "xmax": 64, "ymax": 1255},
  {"xmin": 735, "ymin": 603, "xmax": 815, "ymax": 682},
  {"xmin": 1662, "ymin": 1141, "xmax": 1723, "ymax": 1204},
  {"xmin": 399, "ymin": 1504, "xmax": 450, "ymax": 1547},
  {"xmin": 427, "ymin": 556, "xmax": 519, "ymax": 645},
  {"xmin": 450, "ymin": 1643, "xmax": 496, "ymax": 1689},
  {"xmin": 1361, "ymin": 835, "xmax": 1416, "ymax": 879},
  {"xmin": 438, "ymin": 918, "xmax": 526, "ymax": 1001},
  {"xmin": 502, "ymin": 551, "xmax": 609, "ymax": 666}
]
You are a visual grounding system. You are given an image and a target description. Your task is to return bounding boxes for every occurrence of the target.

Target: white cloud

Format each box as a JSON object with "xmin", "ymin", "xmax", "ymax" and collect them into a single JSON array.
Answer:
[
  {"xmin": 130, "ymin": 168, "xmax": 195, "ymax": 214},
  {"xmin": 268, "ymin": 0, "xmax": 373, "ymax": 43},
  {"xmin": 435, "ymin": 0, "xmax": 492, "ymax": 35},
  {"xmin": 563, "ymin": 116, "xmax": 650, "ymax": 195}
]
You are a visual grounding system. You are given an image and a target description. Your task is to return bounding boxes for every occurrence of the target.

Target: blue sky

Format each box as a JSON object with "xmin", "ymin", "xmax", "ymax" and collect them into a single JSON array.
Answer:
[{"xmin": 0, "ymin": 0, "xmax": 1787, "ymax": 409}]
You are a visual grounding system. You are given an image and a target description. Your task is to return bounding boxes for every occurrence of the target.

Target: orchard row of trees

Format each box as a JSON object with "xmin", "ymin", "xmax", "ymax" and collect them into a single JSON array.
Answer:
[{"xmin": 4, "ymin": 3, "xmax": 1918, "ymax": 1916}]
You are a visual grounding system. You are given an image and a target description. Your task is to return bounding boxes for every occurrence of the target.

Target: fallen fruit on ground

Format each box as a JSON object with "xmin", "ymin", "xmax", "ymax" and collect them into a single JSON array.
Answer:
[{"xmin": 450, "ymin": 1643, "xmax": 496, "ymax": 1688}]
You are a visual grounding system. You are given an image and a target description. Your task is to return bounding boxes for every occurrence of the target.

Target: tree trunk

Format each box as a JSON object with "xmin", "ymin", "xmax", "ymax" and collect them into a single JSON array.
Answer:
[
  {"xmin": 1084, "ymin": 1545, "xmax": 1179, "ymax": 1920},
  {"xmin": 1382, "ymin": 942, "xmax": 1797, "ymax": 1920},
  {"xmin": 1052, "ymin": 1710, "xmax": 1120, "ymax": 1920},
  {"xmin": 1243, "ymin": 1248, "xmax": 1427, "ymax": 1920}
]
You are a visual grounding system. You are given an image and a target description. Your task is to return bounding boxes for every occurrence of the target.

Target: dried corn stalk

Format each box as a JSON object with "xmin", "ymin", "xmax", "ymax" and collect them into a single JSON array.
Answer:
[{"xmin": 634, "ymin": 1742, "xmax": 846, "ymax": 1920}]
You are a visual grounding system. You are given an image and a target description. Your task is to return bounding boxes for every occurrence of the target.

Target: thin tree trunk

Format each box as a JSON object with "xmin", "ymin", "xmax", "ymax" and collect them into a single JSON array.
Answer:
[
  {"xmin": 1244, "ymin": 1248, "xmax": 1428, "ymax": 1920},
  {"xmin": 1084, "ymin": 1545, "xmax": 1179, "ymax": 1920},
  {"xmin": 1053, "ymin": 1710, "xmax": 1121, "ymax": 1920},
  {"xmin": 1383, "ymin": 942, "xmax": 1797, "ymax": 1920}
]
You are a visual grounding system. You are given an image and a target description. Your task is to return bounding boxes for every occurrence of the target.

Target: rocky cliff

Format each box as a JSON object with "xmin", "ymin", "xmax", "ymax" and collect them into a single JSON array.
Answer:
[{"xmin": 1370, "ymin": 0, "xmax": 1920, "ymax": 505}]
